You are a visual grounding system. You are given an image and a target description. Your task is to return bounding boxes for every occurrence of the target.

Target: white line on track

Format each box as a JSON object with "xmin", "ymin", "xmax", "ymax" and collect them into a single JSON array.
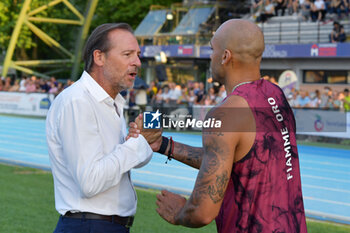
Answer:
[
  {"xmin": 300, "ymin": 159, "xmax": 350, "ymax": 168},
  {"xmin": 0, "ymin": 129, "xmax": 45, "ymax": 137},
  {"xmin": 0, "ymin": 134, "xmax": 46, "ymax": 143},
  {"xmin": 0, "ymin": 124, "xmax": 45, "ymax": 133},
  {"xmin": 301, "ymin": 166, "xmax": 350, "ymax": 175},
  {"xmin": 304, "ymin": 196, "xmax": 350, "ymax": 207},
  {"xmin": 303, "ymin": 184, "xmax": 350, "ymax": 194},
  {"xmin": 0, "ymin": 148, "xmax": 47, "ymax": 159},
  {"xmin": 149, "ymin": 162, "xmax": 198, "ymax": 172},
  {"xmin": 305, "ymin": 210, "xmax": 350, "ymax": 223},
  {"xmin": 0, "ymin": 139, "xmax": 47, "ymax": 150},
  {"xmin": 302, "ymin": 174, "xmax": 350, "ymax": 183},
  {"xmin": 0, "ymin": 157, "xmax": 50, "ymax": 170}
]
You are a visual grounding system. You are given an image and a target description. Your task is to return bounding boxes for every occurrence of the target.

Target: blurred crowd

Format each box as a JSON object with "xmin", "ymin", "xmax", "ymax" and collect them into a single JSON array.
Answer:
[
  {"xmin": 0, "ymin": 75, "xmax": 73, "ymax": 95},
  {"xmin": 1, "ymin": 75, "xmax": 349, "ymax": 112},
  {"xmin": 252, "ymin": 0, "xmax": 350, "ymax": 22},
  {"xmin": 126, "ymin": 81, "xmax": 227, "ymax": 111},
  {"xmin": 286, "ymin": 85, "xmax": 350, "ymax": 111}
]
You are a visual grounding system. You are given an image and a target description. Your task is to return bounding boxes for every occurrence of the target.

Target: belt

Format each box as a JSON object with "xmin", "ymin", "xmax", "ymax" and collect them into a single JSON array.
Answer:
[{"xmin": 63, "ymin": 212, "xmax": 134, "ymax": 228}]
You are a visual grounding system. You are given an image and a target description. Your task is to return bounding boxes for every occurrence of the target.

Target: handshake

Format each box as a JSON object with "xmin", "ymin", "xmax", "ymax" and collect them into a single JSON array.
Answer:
[{"xmin": 126, "ymin": 114, "xmax": 164, "ymax": 152}]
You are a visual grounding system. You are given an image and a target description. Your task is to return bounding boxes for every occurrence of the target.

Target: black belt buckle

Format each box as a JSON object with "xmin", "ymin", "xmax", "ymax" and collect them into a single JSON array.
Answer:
[{"xmin": 125, "ymin": 216, "xmax": 134, "ymax": 228}]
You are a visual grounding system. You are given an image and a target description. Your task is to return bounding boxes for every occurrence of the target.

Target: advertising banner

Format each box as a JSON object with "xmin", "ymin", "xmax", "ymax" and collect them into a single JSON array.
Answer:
[
  {"xmin": 143, "ymin": 43, "xmax": 350, "ymax": 59},
  {"xmin": 294, "ymin": 109, "xmax": 350, "ymax": 138},
  {"xmin": 0, "ymin": 92, "xmax": 54, "ymax": 117},
  {"xmin": 141, "ymin": 45, "xmax": 195, "ymax": 58}
]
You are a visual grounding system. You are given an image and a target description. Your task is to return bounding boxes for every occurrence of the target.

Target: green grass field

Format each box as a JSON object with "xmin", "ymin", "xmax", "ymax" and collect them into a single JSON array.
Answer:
[{"xmin": 0, "ymin": 163, "xmax": 350, "ymax": 233}]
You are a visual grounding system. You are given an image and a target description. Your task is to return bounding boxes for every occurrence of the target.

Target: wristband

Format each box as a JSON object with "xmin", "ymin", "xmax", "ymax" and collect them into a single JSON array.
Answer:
[
  {"xmin": 157, "ymin": 136, "xmax": 169, "ymax": 154},
  {"xmin": 166, "ymin": 137, "xmax": 174, "ymax": 164}
]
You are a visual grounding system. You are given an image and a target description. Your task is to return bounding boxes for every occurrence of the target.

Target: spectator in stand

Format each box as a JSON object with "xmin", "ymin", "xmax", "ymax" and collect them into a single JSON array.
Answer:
[
  {"xmin": 0, "ymin": 78, "xmax": 3, "ymax": 91},
  {"xmin": 203, "ymin": 94, "xmax": 213, "ymax": 106},
  {"xmin": 311, "ymin": 0, "xmax": 326, "ymax": 21},
  {"xmin": 275, "ymin": 0, "xmax": 288, "ymax": 15},
  {"xmin": 297, "ymin": 90, "xmax": 311, "ymax": 108},
  {"xmin": 319, "ymin": 86, "xmax": 332, "ymax": 108},
  {"xmin": 186, "ymin": 88, "xmax": 197, "ymax": 107},
  {"xmin": 26, "ymin": 76, "xmax": 37, "ymax": 93},
  {"xmin": 135, "ymin": 88, "xmax": 148, "ymax": 112},
  {"xmin": 298, "ymin": 0, "xmax": 312, "ymax": 20},
  {"xmin": 252, "ymin": 0, "xmax": 264, "ymax": 19},
  {"xmin": 19, "ymin": 76, "xmax": 27, "ymax": 92},
  {"xmin": 128, "ymin": 88, "xmax": 136, "ymax": 108},
  {"xmin": 38, "ymin": 78, "xmax": 50, "ymax": 92},
  {"xmin": 147, "ymin": 81, "xmax": 157, "ymax": 103},
  {"xmin": 289, "ymin": 0, "xmax": 298, "ymax": 16},
  {"xmin": 177, "ymin": 85, "xmax": 189, "ymax": 106},
  {"xmin": 330, "ymin": 0, "xmax": 349, "ymax": 19},
  {"xmin": 215, "ymin": 84, "xmax": 227, "ymax": 103},
  {"xmin": 343, "ymin": 88, "xmax": 350, "ymax": 111},
  {"xmin": 152, "ymin": 88, "xmax": 163, "ymax": 108},
  {"xmin": 193, "ymin": 82, "xmax": 200, "ymax": 95},
  {"xmin": 309, "ymin": 89, "xmax": 321, "ymax": 108},
  {"xmin": 195, "ymin": 82, "xmax": 206, "ymax": 104},
  {"xmin": 64, "ymin": 79, "xmax": 74, "ymax": 89},
  {"xmin": 3, "ymin": 77, "xmax": 12, "ymax": 91},
  {"xmin": 50, "ymin": 76, "xmax": 58, "ymax": 87},
  {"xmin": 207, "ymin": 87, "xmax": 217, "ymax": 105},
  {"xmin": 48, "ymin": 81, "xmax": 58, "ymax": 95},
  {"xmin": 57, "ymin": 82, "xmax": 64, "ymax": 95},
  {"xmin": 257, "ymin": 0, "xmax": 275, "ymax": 22},
  {"xmin": 161, "ymin": 85, "xmax": 171, "ymax": 104},
  {"xmin": 168, "ymin": 82, "xmax": 182, "ymax": 106},
  {"xmin": 329, "ymin": 21, "xmax": 346, "ymax": 43},
  {"xmin": 324, "ymin": 91, "xmax": 342, "ymax": 109},
  {"xmin": 291, "ymin": 90, "xmax": 300, "ymax": 107},
  {"xmin": 8, "ymin": 79, "xmax": 20, "ymax": 92}
]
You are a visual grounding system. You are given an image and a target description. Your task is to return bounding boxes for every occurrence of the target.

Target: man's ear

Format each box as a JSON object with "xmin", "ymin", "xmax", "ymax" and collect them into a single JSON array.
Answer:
[
  {"xmin": 221, "ymin": 49, "xmax": 232, "ymax": 65},
  {"xmin": 93, "ymin": 50, "xmax": 105, "ymax": 67}
]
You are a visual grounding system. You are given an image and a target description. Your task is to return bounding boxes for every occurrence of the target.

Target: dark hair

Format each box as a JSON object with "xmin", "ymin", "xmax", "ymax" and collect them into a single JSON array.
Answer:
[
  {"xmin": 344, "ymin": 88, "xmax": 349, "ymax": 92},
  {"xmin": 83, "ymin": 23, "xmax": 133, "ymax": 72}
]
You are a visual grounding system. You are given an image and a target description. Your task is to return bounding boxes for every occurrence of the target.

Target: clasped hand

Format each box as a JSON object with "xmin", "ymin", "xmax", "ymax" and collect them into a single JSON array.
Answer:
[{"xmin": 126, "ymin": 114, "xmax": 162, "ymax": 151}]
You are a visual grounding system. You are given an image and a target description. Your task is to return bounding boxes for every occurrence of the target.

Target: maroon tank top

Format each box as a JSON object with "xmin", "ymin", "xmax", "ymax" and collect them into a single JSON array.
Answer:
[{"xmin": 215, "ymin": 79, "xmax": 307, "ymax": 233}]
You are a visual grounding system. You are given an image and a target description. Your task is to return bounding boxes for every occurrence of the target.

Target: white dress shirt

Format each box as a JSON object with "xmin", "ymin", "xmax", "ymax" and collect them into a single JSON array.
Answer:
[{"xmin": 46, "ymin": 71, "xmax": 152, "ymax": 216}]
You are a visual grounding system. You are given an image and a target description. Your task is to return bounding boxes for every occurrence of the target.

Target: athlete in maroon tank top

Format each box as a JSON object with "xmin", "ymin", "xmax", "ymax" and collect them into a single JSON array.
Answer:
[
  {"xmin": 215, "ymin": 79, "xmax": 307, "ymax": 233},
  {"xmin": 129, "ymin": 19, "xmax": 307, "ymax": 233}
]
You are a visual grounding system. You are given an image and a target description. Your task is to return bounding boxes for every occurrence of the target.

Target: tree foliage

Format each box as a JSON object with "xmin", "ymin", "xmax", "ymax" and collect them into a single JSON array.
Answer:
[
  {"xmin": 0, "ymin": 0, "xmax": 181, "ymax": 75},
  {"xmin": 92, "ymin": 0, "xmax": 181, "ymax": 30}
]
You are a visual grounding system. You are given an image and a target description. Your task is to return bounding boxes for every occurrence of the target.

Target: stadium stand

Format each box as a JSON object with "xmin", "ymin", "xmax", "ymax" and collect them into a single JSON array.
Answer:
[{"xmin": 259, "ymin": 17, "xmax": 350, "ymax": 44}]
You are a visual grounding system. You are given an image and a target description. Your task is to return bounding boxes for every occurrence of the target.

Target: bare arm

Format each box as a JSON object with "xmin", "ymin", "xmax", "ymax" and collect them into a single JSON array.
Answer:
[
  {"xmin": 156, "ymin": 95, "xmax": 255, "ymax": 227},
  {"xmin": 172, "ymin": 129, "xmax": 236, "ymax": 227},
  {"xmin": 168, "ymin": 142, "xmax": 203, "ymax": 169}
]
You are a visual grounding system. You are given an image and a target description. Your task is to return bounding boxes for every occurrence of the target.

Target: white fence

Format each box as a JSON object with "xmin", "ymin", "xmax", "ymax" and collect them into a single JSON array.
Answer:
[{"xmin": 0, "ymin": 92, "xmax": 54, "ymax": 117}]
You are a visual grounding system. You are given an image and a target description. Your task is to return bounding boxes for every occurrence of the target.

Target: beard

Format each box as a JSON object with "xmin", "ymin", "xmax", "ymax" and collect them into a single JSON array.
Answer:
[{"xmin": 103, "ymin": 68, "xmax": 136, "ymax": 93}]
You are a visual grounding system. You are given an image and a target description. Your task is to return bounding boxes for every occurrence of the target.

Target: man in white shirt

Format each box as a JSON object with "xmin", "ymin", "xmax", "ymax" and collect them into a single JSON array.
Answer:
[{"xmin": 46, "ymin": 23, "xmax": 161, "ymax": 233}]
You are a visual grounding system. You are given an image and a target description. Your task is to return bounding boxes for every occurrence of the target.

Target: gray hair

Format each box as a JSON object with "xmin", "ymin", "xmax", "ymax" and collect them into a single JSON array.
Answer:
[{"xmin": 83, "ymin": 23, "xmax": 134, "ymax": 72}]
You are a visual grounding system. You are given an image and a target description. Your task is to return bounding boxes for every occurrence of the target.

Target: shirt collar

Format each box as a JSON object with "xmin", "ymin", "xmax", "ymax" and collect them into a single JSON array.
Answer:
[{"xmin": 81, "ymin": 71, "xmax": 126, "ymax": 106}]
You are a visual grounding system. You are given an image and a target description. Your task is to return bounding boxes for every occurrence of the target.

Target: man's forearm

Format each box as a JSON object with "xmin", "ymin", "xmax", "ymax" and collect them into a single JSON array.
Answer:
[{"xmin": 165, "ymin": 141, "xmax": 203, "ymax": 169}]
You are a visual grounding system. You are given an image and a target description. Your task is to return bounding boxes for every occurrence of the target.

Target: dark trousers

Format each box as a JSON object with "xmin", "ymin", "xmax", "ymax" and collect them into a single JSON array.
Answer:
[{"xmin": 54, "ymin": 215, "xmax": 130, "ymax": 233}]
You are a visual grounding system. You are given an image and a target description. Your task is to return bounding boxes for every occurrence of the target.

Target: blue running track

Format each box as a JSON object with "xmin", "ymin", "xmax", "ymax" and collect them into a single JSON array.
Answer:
[{"xmin": 0, "ymin": 115, "xmax": 349, "ymax": 224}]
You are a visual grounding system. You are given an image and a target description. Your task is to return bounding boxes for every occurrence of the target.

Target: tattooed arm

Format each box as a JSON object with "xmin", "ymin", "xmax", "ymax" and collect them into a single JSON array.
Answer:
[
  {"xmin": 156, "ymin": 95, "xmax": 255, "ymax": 227},
  {"xmin": 165, "ymin": 141, "xmax": 203, "ymax": 169}
]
